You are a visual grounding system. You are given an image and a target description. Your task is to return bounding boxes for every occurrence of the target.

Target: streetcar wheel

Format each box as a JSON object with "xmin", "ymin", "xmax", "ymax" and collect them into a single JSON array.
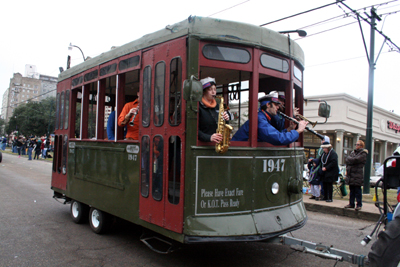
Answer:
[
  {"xmin": 70, "ymin": 200, "xmax": 88, "ymax": 224},
  {"xmin": 368, "ymin": 217, "xmax": 400, "ymax": 267},
  {"xmin": 89, "ymin": 208, "xmax": 110, "ymax": 234}
]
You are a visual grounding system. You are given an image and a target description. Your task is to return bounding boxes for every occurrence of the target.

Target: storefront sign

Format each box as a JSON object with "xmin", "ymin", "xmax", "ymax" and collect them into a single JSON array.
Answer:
[{"xmin": 387, "ymin": 120, "xmax": 400, "ymax": 133}]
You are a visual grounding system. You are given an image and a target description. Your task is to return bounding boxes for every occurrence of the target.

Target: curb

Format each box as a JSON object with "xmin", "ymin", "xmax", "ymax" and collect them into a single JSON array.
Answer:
[{"xmin": 304, "ymin": 201, "xmax": 381, "ymax": 222}]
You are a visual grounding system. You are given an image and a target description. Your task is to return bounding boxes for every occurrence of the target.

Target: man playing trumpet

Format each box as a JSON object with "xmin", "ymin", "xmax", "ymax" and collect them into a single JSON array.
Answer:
[
  {"xmin": 118, "ymin": 92, "xmax": 140, "ymax": 140},
  {"xmin": 232, "ymin": 91, "xmax": 308, "ymax": 145}
]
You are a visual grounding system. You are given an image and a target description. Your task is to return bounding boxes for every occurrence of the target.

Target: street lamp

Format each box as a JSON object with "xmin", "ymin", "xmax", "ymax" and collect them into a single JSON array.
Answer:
[
  {"xmin": 278, "ymin": 30, "xmax": 307, "ymax": 37},
  {"xmin": 68, "ymin": 43, "xmax": 86, "ymax": 61}
]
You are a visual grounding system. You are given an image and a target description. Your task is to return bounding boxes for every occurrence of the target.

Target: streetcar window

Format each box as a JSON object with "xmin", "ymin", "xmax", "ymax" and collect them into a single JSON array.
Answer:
[
  {"xmin": 152, "ymin": 135, "xmax": 163, "ymax": 201},
  {"xmin": 260, "ymin": 53, "xmax": 289, "ymax": 73},
  {"xmin": 169, "ymin": 57, "xmax": 182, "ymax": 126},
  {"xmin": 60, "ymin": 91, "xmax": 65, "ymax": 130},
  {"xmin": 57, "ymin": 134, "xmax": 62, "ymax": 173},
  {"xmin": 72, "ymin": 76, "xmax": 83, "ymax": 87},
  {"xmin": 142, "ymin": 66, "xmax": 151, "ymax": 128},
  {"xmin": 56, "ymin": 93, "xmax": 60, "ymax": 130},
  {"xmin": 104, "ymin": 76, "xmax": 116, "ymax": 140},
  {"xmin": 85, "ymin": 82, "xmax": 97, "ymax": 139},
  {"xmin": 119, "ymin": 55, "xmax": 140, "ymax": 71},
  {"xmin": 141, "ymin": 135, "xmax": 150, "ymax": 197},
  {"xmin": 84, "ymin": 69, "xmax": 98, "ymax": 82},
  {"xmin": 168, "ymin": 136, "xmax": 181, "ymax": 205},
  {"xmin": 71, "ymin": 88, "xmax": 82, "ymax": 138},
  {"xmin": 62, "ymin": 135, "xmax": 68, "ymax": 175},
  {"xmin": 100, "ymin": 63, "xmax": 117, "ymax": 77},
  {"xmin": 154, "ymin": 61, "xmax": 165, "ymax": 126},
  {"xmin": 203, "ymin": 44, "xmax": 250, "ymax": 64},
  {"xmin": 116, "ymin": 70, "xmax": 139, "ymax": 141},
  {"xmin": 64, "ymin": 90, "xmax": 69, "ymax": 130},
  {"xmin": 52, "ymin": 135, "xmax": 58, "ymax": 172},
  {"xmin": 294, "ymin": 65, "xmax": 302, "ymax": 81}
]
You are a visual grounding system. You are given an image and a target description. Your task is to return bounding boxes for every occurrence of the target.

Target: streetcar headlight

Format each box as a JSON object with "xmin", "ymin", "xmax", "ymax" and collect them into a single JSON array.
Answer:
[{"xmin": 271, "ymin": 182, "xmax": 279, "ymax": 194}]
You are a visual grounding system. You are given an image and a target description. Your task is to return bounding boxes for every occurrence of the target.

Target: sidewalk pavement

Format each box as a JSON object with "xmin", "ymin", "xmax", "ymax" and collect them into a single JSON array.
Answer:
[{"xmin": 303, "ymin": 194, "xmax": 381, "ymax": 222}]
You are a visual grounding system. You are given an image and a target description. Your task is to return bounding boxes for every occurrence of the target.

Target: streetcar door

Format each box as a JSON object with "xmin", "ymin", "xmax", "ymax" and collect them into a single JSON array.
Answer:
[{"xmin": 139, "ymin": 37, "xmax": 186, "ymax": 233}]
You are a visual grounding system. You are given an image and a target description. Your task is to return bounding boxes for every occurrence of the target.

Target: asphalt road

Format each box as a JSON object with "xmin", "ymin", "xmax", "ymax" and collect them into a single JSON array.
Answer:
[{"xmin": 0, "ymin": 152, "xmax": 376, "ymax": 267}]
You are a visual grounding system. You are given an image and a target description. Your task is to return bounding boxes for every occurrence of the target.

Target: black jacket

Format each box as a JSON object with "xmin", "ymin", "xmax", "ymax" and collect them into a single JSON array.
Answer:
[
  {"xmin": 345, "ymin": 148, "xmax": 368, "ymax": 186},
  {"xmin": 319, "ymin": 148, "xmax": 339, "ymax": 183}
]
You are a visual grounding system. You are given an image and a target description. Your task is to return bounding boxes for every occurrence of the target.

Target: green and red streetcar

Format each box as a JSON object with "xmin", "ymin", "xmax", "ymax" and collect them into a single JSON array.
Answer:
[{"xmin": 51, "ymin": 16, "xmax": 324, "ymax": 248}]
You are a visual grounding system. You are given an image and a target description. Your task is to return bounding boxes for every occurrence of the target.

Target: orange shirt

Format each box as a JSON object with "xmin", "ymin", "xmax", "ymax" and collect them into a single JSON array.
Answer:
[{"xmin": 117, "ymin": 100, "xmax": 139, "ymax": 140}]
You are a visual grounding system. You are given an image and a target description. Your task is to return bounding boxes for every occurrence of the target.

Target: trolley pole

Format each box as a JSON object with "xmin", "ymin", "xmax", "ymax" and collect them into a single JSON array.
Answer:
[{"xmin": 363, "ymin": 8, "xmax": 378, "ymax": 194}]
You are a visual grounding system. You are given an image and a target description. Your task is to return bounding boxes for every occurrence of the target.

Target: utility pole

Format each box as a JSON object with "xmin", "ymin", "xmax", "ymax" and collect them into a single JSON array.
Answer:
[{"xmin": 363, "ymin": 8, "xmax": 379, "ymax": 194}]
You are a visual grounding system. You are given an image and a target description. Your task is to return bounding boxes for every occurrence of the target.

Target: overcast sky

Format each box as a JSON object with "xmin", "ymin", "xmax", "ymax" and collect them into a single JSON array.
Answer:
[{"xmin": 1, "ymin": 0, "xmax": 399, "ymax": 116}]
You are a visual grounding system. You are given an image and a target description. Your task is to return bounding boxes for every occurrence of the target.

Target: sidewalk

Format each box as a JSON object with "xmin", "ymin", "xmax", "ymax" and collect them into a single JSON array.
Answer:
[{"xmin": 303, "ymin": 194, "xmax": 381, "ymax": 222}]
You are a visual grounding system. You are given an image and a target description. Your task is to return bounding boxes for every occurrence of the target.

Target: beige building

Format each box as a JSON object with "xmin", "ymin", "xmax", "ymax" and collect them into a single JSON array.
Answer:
[
  {"xmin": 1, "ymin": 71, "xmax": 57, "ymax": 124},
  {"xmin": 304, "ymin": 93, "xmax": 400, "ymax": 174}
]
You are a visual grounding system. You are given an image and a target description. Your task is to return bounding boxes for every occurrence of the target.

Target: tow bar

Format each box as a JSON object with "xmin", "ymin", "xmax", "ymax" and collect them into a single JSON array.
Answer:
[{"xmin": 281, "ymin": 235, "xmax": 368, "ymax": 266}]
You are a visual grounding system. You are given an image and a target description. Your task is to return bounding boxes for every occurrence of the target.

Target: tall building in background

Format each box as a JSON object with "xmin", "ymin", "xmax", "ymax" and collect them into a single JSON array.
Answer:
[{"xmin": 0, "ymin": 65, "xmax": 57, "ymax": 124}]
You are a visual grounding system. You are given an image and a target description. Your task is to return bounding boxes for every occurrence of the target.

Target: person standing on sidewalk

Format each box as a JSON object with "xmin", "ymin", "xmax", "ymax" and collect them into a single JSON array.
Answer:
[
  {"xmin": 319, "ymin": 141, "xmax": 339, "ymax": 202},
  {"xmin": 308, "ymin": 158, "xmax": 322, "ymax": 200},
  {"xmin": 27, "ymin": 138, "xmax": 34, "ymax": 160},
  {"xmin": 344, "ymin": 140, "xmax": 368, "ymax": 211},
  {"xmin": 1, "ymin": 136, "xmax": 6, "ymax": 151}
]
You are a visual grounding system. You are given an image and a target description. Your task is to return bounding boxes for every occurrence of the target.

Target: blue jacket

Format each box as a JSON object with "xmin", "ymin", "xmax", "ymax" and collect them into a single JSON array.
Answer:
[
  {"xmin": 271, "ymin": 113, "xmax": 285, "ymax": 132},
  {"xmin": 231, "ymin": 110, "xmax": 299, "ymax": 145}
]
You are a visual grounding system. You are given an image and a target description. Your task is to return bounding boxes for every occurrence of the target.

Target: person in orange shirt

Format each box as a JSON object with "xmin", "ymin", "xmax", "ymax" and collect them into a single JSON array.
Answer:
[{"xmin": 118, "ymin": 92, "xmax": 140, "ymax": 140}]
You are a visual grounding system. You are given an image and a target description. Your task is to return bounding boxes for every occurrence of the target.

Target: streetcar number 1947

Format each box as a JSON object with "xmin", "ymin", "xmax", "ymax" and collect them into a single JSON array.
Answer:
[{"xmin": 263, "ymin": 159, "xmax": 286, "ymax": 173}]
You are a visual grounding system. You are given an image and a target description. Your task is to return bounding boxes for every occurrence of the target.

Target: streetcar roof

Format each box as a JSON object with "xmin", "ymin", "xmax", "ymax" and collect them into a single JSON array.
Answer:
[{"xmin": 59, "ymin": 16, "xmax": 304, "ymax": 82}]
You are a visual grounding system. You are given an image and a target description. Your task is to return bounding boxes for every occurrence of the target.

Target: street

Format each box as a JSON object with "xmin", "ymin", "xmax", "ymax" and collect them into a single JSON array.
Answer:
[{"xmin": 0, "ymin": 152, "xmax": 376, "ymax": 267}]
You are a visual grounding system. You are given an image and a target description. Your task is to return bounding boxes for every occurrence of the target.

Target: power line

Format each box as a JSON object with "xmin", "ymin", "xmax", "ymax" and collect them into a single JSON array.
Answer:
[
  {"xmin": 208, "ymin": 0, "xmax": 251, "ymax": 17},
  {"xmin": 260, "ymin": 0, "xmax": 345, "ymax": 27}
]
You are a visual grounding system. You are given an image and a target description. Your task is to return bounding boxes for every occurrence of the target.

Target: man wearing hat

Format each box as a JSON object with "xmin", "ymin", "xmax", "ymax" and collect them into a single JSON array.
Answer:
[
  {"xmin": 231, "ymin": 92, "xmax": 308, "ymax": 145},
  {"xmin": 198, "ymin": 77, "xmax": 232, "ymax": 143}
]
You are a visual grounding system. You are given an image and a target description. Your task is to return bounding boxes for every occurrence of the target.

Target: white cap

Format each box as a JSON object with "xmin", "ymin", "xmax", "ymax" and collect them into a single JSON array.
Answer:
[{"xmin": 200, "ymin": 77, "xmax": 216, "ymax": 89}]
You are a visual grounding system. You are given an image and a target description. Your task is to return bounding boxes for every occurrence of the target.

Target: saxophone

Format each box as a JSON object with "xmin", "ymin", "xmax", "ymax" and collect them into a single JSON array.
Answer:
[{"xmin": 215, "ymin": 96, "xmax": 233, "ymax": 154}]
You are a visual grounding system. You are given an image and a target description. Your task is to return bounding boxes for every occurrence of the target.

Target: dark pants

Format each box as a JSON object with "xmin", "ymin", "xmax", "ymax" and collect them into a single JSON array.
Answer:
[
  {"xmin": 28, "ymin": 147, "xmax": 33, "ymax": 160},
  {"xmin": 34, "ymin": 150, "xmax": 40, "ymax": 160},
  {"xmin": 349, "ymin": 185, "xmax": 362, "ymax": 207},
  {"xmin": 323, "ymin": 182, "xmax": 333, "ymax": 200}
]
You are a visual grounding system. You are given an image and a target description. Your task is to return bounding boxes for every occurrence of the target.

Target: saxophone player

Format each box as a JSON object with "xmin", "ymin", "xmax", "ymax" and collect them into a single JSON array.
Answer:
[{"xmin": 198, "ymin": 77, "xmax": 232, "ymax": 143}]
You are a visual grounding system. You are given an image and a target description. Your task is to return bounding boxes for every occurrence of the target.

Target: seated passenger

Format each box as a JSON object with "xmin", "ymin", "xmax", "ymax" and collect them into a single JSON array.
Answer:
[
  {"xmin": 107, "ymin": 109, "xmax": 127, "ymax": 140},
  {"xmin": 231, "ymin": 92, "xmax": 308, "ymax": 145},
  {"xmin": 198, "ymin": 77, "xmax": 232, "ymax": 143},
  {"xmin": 118, "ymin": 92, "xmax": 140, "ymax": 140}
]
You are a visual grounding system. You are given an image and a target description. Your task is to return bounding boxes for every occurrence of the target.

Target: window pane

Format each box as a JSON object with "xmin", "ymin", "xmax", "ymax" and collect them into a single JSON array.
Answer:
[
  {"xmin": 84, "ymin": 70, "xmax": 98, "ymax": 82},
  {"xmin": 203, "ymin": 45, "xmax": 250, "ymax": 64},
  {"xmin": 142, "ymin": 66, "xmax": 151, "ymax": 127},
  {"xmin": 64, "ymin": 90, "xmax": 69, "ymax": 129},
  {"xmin": 56, "ymin": 93, "xmax": 60, "ymax": 130},
  {"xmin": 62, "ymin": 135, "xmax": 68, "ymax": 175},
  {"xmin": 152, "ymin": 136, "xmax": 163, "ymax": 201},
  {"xmin": 100, "ymin": 63, "xmax": 117, "ymax": 76},
  {"xmin": 60, "ymin": 92, "xmax": 65, "ymax": 130},
  {"xmin": 119, "ymin": 55, "xmax": 140, "ymax": 71},
  {"xmin": 169, "ymin": 58, "xmax": 182, "ymax": 126},
  {"xmin": 141, "ymin": 136, "xmax": 150, "ymax": 197},
  {"xmin": 72, "ymin": 76, "xmax": 83, "ymax": 87},
  {"xmin": 87, "ymin": 83, "xmax": 97, "ymax": 139},
  {"xmin": 294, "ymin": 65, "xmax": 302, "ymax": 81},
  {"xmin": 168, "ymin": 136, "xmax": 181, "ymax": 204},
  {"xmin": 260, "ymin": 54, "xmax": 289, "ymax": 73},
  {"xmin": 154, "ymin": 62, "xmax": 165, "ymax": 126}
]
